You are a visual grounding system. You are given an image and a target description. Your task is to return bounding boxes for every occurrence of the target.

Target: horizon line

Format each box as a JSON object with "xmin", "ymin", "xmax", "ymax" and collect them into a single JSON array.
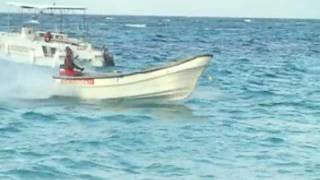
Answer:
[{"xmin": 0, "ymin": 12, "xmax": 319, "ymax": 21}]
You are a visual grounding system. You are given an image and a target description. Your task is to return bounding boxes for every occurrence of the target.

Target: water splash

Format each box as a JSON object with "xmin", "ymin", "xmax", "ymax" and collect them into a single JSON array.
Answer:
[{"xmin": 0, "ymin": 59, "xmax": 55, "ymax": 100}]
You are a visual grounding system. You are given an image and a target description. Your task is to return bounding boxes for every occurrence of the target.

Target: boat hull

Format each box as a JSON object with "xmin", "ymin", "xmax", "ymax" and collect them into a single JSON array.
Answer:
[{"xmin": 53, "ymin": 55, "xmax": 212, "ymax": 101}]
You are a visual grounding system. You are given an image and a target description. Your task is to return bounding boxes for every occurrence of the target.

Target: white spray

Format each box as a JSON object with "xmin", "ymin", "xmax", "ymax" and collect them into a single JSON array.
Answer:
[{"xmin": 0, "ymin": 60, "xmax": 56, "ymax": 100}]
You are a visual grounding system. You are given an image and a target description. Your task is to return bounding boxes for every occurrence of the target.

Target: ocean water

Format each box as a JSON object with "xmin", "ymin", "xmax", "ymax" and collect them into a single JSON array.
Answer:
[{"xmin": 0, "ymin": 15, "xmax": 320, "ymax": 179}]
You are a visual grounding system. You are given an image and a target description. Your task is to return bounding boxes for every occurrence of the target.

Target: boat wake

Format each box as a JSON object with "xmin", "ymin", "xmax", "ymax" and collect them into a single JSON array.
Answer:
[
  {"xmin": 125, "ymin": 24, "xmax": 147, "ymax": 28},
  {"xmin": 0, "ymin": 60, "xmax": 55, "ymax": 100}
]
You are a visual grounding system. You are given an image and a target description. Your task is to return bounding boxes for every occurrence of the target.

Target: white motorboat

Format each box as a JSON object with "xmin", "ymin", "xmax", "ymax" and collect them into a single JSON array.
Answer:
[
  {"xmin": 0, "ymin": 2, "xmax": 114, "ymax": 67},
  {"xmin": 53, "ymin": 55, "xmax": 212, "ymax": 101}
]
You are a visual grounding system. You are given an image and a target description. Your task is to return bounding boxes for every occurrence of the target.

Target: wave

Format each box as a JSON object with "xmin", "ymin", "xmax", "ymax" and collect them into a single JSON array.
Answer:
[
  {"xmin": 125, "ymin": 24, "xmax": 147, "ymax": 28},
  {"xmin": 105, "ymin": 17, "xmax": 114, "ymax": 20},
  {"xmin": 244, "ymin": 19, "xmax": 252, "ymax": 23},
  {"xmin": 22, "ymin": 111, "xmax": 57, "ymax": 121}
]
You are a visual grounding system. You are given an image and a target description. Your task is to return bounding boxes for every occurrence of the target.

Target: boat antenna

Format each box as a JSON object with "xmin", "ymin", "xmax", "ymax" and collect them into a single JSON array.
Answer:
[
  {"xmin": 7, "ymin": 5, "xmax": 11, "ymax": 32},
  {"xmin": 83, "ymin": 9, "xmax": 88, "ymax": 39}
]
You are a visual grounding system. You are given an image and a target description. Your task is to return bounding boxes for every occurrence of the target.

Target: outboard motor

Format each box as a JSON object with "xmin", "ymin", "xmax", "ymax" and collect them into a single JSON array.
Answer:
[{"xmin": 103, "ymin": 47, "xmax": 115, "ymax": 66}]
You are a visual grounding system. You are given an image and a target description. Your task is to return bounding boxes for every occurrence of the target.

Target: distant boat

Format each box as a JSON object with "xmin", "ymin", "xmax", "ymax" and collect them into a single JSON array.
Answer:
[{"xmin": 53, "ymin": 55, "xmax": 212, "ymax": 101}]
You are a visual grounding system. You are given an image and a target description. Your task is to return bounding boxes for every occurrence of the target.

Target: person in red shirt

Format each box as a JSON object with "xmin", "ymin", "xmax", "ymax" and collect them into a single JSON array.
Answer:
[{"xmin": 62, "ymin": 46, "xmax": 84, "ymax": 76}]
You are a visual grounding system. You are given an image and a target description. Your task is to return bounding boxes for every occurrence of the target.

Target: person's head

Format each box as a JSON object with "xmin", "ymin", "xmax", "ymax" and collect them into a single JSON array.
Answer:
[{"xmin": 65, "ymin": 46, "xmax": 72, "ymax": 55}]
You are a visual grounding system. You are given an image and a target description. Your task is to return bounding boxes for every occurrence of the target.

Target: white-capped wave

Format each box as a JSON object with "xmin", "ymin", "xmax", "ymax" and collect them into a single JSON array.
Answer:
[
  {"xmin": 244, "ymin": 19, "xmax": 252, "ymax": 23},
  {"xmin": 125, "ymin": 24, "xmax": 147, "ymax": 28},
  {"xmin": 105, "ymin": 17, "xmax": 114, "ymax": 20}
]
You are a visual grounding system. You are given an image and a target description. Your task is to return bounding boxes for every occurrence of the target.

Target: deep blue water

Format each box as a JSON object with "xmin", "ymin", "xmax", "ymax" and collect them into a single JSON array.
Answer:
[{"xmin": 0, "ymin": 15, "xmax": 320, "ymax": 179}]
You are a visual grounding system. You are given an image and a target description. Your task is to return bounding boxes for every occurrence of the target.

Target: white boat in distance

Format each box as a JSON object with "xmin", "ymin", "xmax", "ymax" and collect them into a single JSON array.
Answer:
[
  {"xmin": 53, "ymin": 55, "xmax": 212, "ymax": 101},
  {"xmin": 0, "ymin": 2, "xmax": 114, "ymax": 67}
]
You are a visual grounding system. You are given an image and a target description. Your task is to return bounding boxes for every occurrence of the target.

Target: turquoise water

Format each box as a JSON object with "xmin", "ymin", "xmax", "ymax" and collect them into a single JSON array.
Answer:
[{"xmin": 0, "ymin": 15, "xmax": 320, "ymax": 179}]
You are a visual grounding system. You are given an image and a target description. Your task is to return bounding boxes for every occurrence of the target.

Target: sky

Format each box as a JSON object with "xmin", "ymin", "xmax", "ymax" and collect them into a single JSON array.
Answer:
[{"xmin": 1, "ymin": 0, "xmax": 319, "ymax": 19}]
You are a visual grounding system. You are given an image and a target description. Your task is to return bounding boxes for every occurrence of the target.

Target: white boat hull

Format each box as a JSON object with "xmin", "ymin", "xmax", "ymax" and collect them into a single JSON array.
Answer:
[{"xmin": 53, "ymin": 55, "xmax": 212, "ymax": 101}]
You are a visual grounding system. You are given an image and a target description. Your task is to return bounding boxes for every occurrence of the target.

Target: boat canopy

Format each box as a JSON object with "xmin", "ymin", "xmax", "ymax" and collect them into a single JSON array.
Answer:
[
  {"xmin": 7, "ymin": 2, "xmax": 89, "ymax": 39},
  {"xmin": 7, "ymin": 2, "xmax": 86, "ymax": 11}
]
